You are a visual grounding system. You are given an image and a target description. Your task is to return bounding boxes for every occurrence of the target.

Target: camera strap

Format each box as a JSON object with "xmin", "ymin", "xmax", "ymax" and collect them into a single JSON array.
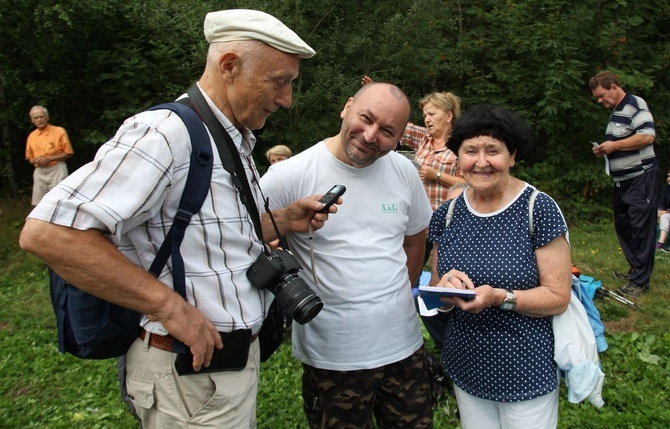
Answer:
[{"xmin": 185, "ymin": 84, "xmax": 265, "ymax": 244}]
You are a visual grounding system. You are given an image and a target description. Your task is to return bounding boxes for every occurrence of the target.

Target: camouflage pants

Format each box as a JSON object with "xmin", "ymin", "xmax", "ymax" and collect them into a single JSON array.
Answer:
[{"xmin": 301, "ymin": 346, "xmax": 433, "ymax": 429}]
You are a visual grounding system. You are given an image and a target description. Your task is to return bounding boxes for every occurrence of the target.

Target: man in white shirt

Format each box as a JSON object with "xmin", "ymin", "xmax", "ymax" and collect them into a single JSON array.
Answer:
[{"xmin": 261, "ymin": 82, "xmax": 434, "ymax": 428}]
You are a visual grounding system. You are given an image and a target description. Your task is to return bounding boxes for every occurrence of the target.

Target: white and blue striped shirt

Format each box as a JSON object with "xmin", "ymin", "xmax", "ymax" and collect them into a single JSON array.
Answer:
[{"xmin": 605, "ymin": 93, "xmax": 656, "ymax": 182}]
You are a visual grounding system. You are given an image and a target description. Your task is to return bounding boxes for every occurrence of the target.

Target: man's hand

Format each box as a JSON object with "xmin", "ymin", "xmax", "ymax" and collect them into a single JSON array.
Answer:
[
  {"xmin": 592, "ymin": 141, "xmax": 615, "ymax": 157},
  {"xmin": 261, "ymin": 193, "xmax": 343, "ymax": 242},
  {"xmin": 593, "ymin": 134, "xmax": 654, "ymax": 157},
  {"xmin": 31, "ymin": 152, "xmax": 72, "ymax": 166},
  {"xmin": 34, "ymin": 155, "xmax": 49, "ymax": 166},
  {"xmin": 147, "ymin": 296, "xmax": 223, "ymax": 372},
  {"xmin": 286, "ymin": 194, "xmax": 342, "ymax": 234},
  {"xmin": 20, "ymin": 220, "xmax": 222, "ymax": 373}
]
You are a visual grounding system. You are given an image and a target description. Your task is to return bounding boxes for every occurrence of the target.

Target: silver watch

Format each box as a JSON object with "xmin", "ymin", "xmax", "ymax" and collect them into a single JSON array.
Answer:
[{"xmin": 500, "ymin": 289, "xmax": 516, "ymax": 310}]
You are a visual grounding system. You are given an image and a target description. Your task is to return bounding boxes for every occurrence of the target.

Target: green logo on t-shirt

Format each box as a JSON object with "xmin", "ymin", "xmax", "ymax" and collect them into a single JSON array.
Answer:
[{"xmin": 382, "ymin": 203, "xmax": 398, "ymax": 214}]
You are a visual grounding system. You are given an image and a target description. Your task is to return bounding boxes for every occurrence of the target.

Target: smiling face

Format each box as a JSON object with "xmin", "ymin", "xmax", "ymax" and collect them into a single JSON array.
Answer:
[
  {"xmin": 226, "ymin": 45, "xmax": 300, "ymax": 130},
  {"xmin": 335, "ymin": 84, "xmax": 410, "ymax": 168},
  {"xmin": 422, "ymin": 101, "xmax": 453, "ymax": 140},
  {"xmin": 458, "ymin": 135, "xmax": 515, "ymax": 194}
]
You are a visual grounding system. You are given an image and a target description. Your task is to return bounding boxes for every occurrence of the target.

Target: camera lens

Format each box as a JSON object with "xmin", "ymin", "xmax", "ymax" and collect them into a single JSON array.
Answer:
[
  {"xmin": 291, "ymin": 294, "xmax": 324, "ymax": 325},
  {"xmin": 274, "ymin": 274, "xmax": 324, "ymax": 324}
]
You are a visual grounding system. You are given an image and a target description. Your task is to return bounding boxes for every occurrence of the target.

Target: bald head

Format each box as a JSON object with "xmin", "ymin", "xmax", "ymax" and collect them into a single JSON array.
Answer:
[
  {"xmin": 352, "ymin": 82, "xmax": 411, "ymax": 124},
  {"xmin": 333, "ymin": 81, "xmax": 411, "ymax": 168}
]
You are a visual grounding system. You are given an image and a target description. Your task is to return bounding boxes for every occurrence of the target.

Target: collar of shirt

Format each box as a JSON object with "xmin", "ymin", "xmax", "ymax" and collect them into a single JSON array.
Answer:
[
  {"xmin": 36, "ymin": 124, "xmax": 52, "ymax": 136},
  {"xmin": 194, "ymin": 83, "xmax": 257, "ymax": 156}
]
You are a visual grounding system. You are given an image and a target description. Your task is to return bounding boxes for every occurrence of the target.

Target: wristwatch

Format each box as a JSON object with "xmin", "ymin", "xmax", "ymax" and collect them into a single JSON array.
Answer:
[
  {"xmin": 500, "ymin": 289, "xmax": 516, "ymax": 311},
  {"xmin": 436, "ymin": 171, "xmax": 442, "ymax": 182}
]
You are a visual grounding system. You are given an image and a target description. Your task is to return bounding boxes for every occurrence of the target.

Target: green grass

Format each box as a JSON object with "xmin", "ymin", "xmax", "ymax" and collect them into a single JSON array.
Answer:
[{"xmin": 1, "ymin": 198, "xmax": 669, "ymax": 428}]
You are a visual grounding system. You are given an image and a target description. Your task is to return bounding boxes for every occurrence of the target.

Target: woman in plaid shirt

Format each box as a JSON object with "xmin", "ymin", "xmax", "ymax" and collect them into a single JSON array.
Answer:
[
  {"xmin": 362, "ymin": 76, "xmax": 465, "ymax": 210},
  {"xmin": 362, "ymin": 78, "xmax": 466, "ymax": 275},
  {"xmin": 399, "ymin": 91, "xmax": 465, "ymax": 211}
]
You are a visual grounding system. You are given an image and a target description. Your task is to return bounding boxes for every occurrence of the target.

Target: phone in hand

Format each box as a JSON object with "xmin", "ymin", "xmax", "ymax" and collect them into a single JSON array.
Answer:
[{"xmin": 318, "ymin": 185, "xmax": 346, "ymax": 213}]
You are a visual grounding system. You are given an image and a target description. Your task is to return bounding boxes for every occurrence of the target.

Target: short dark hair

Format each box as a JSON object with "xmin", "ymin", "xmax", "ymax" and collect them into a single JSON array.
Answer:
[{"xmin": 447, "ymin": 105, "xmax": 532, "ymax": 160}]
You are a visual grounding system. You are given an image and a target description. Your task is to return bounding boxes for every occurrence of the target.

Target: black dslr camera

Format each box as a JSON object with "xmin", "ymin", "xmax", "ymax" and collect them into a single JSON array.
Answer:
[{"xmin": 247, "ymin": 248, "xmax": 323, "ymax": 324}]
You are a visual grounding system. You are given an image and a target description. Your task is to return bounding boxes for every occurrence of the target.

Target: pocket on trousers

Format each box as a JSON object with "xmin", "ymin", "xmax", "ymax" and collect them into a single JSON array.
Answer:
[{"xmin": 126, "ymin": 377, "xmax": 156, "ymax": 410}]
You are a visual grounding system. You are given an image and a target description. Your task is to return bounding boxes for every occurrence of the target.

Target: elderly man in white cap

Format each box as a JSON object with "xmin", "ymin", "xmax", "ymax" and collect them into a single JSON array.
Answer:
[{"xmin": 20, "ymin": 9, "xmax": 335, "ymax": 428}]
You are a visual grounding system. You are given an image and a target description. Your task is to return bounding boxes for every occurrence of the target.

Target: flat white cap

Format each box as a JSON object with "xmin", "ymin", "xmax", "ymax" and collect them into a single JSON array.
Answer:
[{"xmin": 204, "ymin": 9, "xmax": 315, "ymax": 58}]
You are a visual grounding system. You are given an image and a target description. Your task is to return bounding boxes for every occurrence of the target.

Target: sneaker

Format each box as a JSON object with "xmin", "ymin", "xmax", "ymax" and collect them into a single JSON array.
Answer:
[
  {"xmin": 613, "ymin": 270, "xmax": 631, "ymax": 280},
  {"xmin": 618, "ymin": 281, "xmax": 649, "ymax": 296},
  {"xmin": 616, "ymin": 280, "xmax": 635, "ymax": 294},
  {"xmin": 661, "ymin": 248, "xmax": 670, "ymax": 254}
]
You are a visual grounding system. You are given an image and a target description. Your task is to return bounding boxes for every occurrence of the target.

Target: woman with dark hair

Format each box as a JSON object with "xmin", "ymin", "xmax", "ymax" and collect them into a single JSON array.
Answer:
[{"xmin": 429, "ymin": 105, "xmax": 572, "ymax": 428}]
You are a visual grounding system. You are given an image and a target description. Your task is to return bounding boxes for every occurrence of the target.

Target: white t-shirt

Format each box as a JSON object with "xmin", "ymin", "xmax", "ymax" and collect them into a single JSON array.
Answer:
[{"xmin": 260, "ymin": 141, "xmax": 432, "ymax": 370}]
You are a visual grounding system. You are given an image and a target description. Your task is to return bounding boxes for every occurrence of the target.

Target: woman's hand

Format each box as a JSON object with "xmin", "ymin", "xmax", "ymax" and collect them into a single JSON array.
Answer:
[
  {"xmin": 434, "ymin": 271, "xmax": 507, "ymax": 313},
  {"xmin": 436, "ymin": 269, "xmax": 475, "ymax": 290},
  {"xmin": 438, "ymin": 284, "xmax": 501, "ymax": 314},
  {"xmin": 456, "ymin": 285, "xmax": 502, "ymax": 314},
  {"xmin": 418, "ymin": 165, "xmax": 438, "ymax": 183}
]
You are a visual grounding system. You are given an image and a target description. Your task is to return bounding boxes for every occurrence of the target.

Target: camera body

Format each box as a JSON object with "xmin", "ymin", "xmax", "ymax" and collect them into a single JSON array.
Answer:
[{"xmin": 247, "ymin": 248, "xmax": 323, "ymax": 324}]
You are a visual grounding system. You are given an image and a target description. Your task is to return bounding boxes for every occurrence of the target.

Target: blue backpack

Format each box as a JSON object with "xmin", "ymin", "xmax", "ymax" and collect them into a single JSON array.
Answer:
[{"xmin": 48, "ymin": 101, "xmax": 213, "ymax": 359}]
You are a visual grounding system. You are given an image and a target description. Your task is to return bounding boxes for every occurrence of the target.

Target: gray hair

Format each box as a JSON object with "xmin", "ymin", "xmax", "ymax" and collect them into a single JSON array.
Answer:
[
  {"xmin": 30, "ymin": 105, "xmax": 49, "ymax": 118},
  {"xmin": 206, "ymin": 40, "xmax": 267, "ymax": 75}
]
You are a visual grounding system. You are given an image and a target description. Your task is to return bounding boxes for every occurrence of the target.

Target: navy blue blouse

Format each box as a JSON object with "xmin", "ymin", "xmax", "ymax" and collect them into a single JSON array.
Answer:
[{"xmin": 428, "ymin": 185, "xmax": 568, "ymax": 402}]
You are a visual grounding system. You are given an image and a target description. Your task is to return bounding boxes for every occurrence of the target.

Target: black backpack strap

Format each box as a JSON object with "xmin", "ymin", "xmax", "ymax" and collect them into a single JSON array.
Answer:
[
  {"xmin": 185, "ymin": 85, "xmax": 265, "ymax": 244},
  {"xmin": 146, "ymin": 102, "xmax": 213, "ymax": 301}
]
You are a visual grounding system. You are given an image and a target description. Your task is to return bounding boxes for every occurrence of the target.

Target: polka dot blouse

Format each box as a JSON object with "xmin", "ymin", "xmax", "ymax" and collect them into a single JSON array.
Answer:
[{"xmin": 428, "ymin": 184, "xmax": 568, "ymax": 402}]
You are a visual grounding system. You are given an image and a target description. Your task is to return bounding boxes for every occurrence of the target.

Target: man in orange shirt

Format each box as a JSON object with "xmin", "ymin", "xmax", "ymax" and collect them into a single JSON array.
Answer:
[{"xmin": 25, "ymin": 106, "xmax": 74, "ymax": 205}]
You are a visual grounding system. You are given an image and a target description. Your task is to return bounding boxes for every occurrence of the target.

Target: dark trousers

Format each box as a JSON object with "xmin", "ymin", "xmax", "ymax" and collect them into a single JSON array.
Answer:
[
  {"xmin": 420, "ymin": 310, "xmax": 451, "ymax": 351},
  {"xmin": 413, "ymin": 240, "xmax": 433, "ymax": 288},
  {"xmin": 301, "ymin": 347, "xmax": 433, "ymax": 429},
  {"xmin": 415, "ymin": 240, "xmax": 451, "ymax": 350},
  {"xmin": 613, "ymin": 165, "xmax": 659, "ymax": 286}
]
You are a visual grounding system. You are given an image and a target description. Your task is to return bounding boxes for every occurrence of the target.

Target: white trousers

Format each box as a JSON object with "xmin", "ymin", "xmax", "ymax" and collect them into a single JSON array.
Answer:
[
  {"xmin": 659, "ymin": 213, "xmax": 670, "ymax": 234},
  {"xmin": 32, "ymin": 162, "xmax": 68, "ymax": 205},
  {"xmin": 454, "ymin": 384, "xmax": 559, "ymax": 429}
]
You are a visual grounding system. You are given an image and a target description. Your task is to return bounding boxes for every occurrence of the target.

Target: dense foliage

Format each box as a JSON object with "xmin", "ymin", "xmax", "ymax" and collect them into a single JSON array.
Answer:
[{"xmin": 1, "ymin": 0, "xmax": 669, "ymax": 221}]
